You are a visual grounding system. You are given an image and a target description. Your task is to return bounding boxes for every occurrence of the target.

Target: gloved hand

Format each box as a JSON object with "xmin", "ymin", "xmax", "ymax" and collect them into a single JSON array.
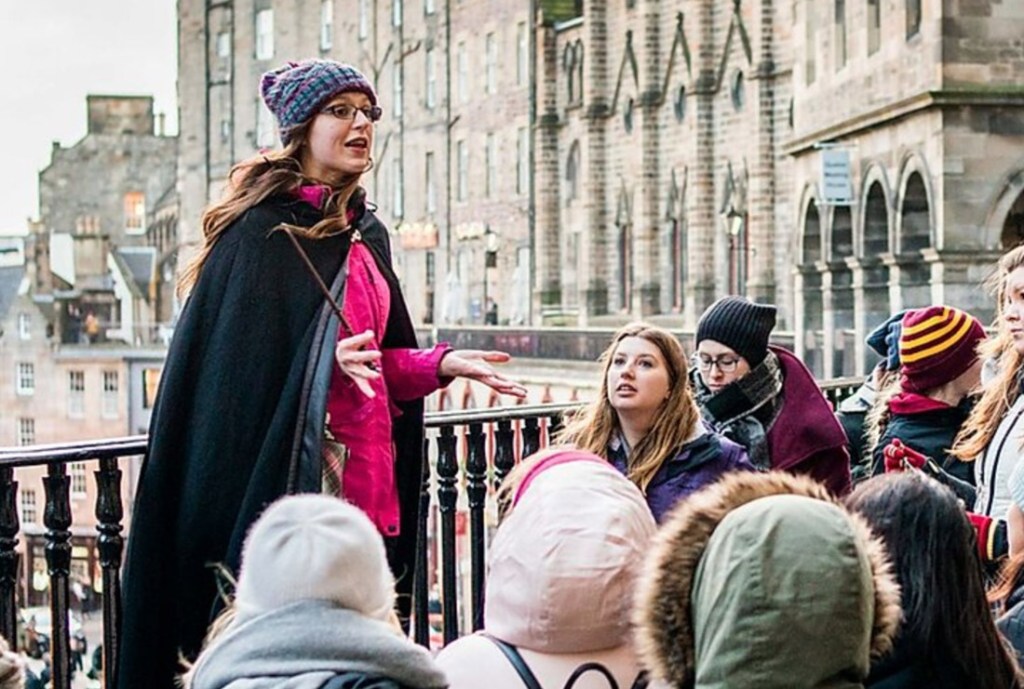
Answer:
[
  {"xmin": 882, "ymin": 439, "xmax": 929, "ymax": 473},
  {"xmin": 967, "ymin": 512, "xmax": 1009, "ymax": 563}
]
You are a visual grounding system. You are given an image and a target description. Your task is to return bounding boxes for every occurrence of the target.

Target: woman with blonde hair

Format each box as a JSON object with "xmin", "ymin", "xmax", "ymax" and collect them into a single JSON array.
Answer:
[
  {"xmin": 953, "ymin": 244, "xmax": 1024, "ymax": 519},
  {"xmin": 118, "ymin": 58, "xmax": 524, "ymax": 689},
  {"xmin": 557, "ymin": 322, "xmax": 751, "ymax": 521}
]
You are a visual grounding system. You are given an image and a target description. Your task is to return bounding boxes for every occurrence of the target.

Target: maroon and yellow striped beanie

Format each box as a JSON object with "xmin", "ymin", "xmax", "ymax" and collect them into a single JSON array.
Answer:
[{"xmin": 899, "ymin": 306, "xmax": 986, "ymax": 392}]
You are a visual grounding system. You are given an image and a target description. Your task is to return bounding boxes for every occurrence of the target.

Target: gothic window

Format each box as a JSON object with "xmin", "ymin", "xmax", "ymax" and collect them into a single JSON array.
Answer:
[
  {"xmin": 730, "ymin": 71, "xmax": 744, "ymax": 110},
  {"xmin": 563, "ymin": 41, "xmax": 584, "ymax": 106},
  {"xmin": 673, "ymin": 85, "xmax": 686, "ymax": 122},
  {"xmin": 565, "ymin": 141, "xmax": 581, "ymax": 204},
  {"xmin": 900, "ymin": 172, "xmax": 930, "ymax": 253}
]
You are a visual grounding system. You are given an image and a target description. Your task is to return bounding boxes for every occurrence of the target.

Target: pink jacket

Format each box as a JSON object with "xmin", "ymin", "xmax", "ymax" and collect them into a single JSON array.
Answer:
[
  {"xmin": 324, "ymin": 235, "xmax": 448, "ymax": 537},
  {"xmin": 435, "ymin": 451, "xmax": 656, "ymax": 689}
]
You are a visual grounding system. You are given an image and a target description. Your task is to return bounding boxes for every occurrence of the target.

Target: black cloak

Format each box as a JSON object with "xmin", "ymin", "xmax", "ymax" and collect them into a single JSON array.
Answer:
[{"xmin": 116, "ymin": 196, "xmax": 426, "ymax": 689}]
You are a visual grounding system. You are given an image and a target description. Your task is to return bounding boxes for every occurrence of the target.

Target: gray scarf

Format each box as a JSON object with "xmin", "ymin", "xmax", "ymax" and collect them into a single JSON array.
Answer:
[
  {"xmin": 188, "ymin": 600, "xmax": 448, "ymax": 689},
  {"xmin": 692, "ymin": 351, "xmax": 784, "ymax": 470}
]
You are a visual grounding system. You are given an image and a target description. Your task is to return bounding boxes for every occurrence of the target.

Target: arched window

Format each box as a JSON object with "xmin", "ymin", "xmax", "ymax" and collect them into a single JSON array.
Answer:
[
  {"xmin": 802, "ymin": 201, "xmax": 824, "ymax": 377},
  {"xmin": 863, "ymin": 182, "xmax": 890, "ymax": 258},
  {"xmin": 831, "ymin": 206, "xmax": 855, "ymax": 375},
  {"xmin": 1002, "ymin": 189, "xmax": 1024, "ymax": 249},
  {"xmin": 565, "ymin": 141, "xmax": 581, "ymax": 204},
  {"xmin": 862, "ymin": 181, "xmax": 892, "ymax": 369},
  {"xmin": 900, "ymin": 172, "xmax": 930, "ymax": 253}
]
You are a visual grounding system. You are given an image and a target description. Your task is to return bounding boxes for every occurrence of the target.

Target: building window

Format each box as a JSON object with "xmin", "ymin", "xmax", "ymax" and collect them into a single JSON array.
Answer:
[
  {"xmin": 393, "ymin": 157, "xmax": 404, "ymax": 218},
  {"xmin": 868, "ymin": 0, "xmax": 881, "ymax": 55},
  {"xmin": 17, "ymin": 312, "xmax": 30, "ymax": 340},
  {"xmin": 359, "ymin": 0, "xmax": 369, "ymax": 39},
  {"xmin": 68, "ymin": 370, "xmax": 85, "ymax": 418},
  {"xmin": 516, "ymin": 22, "xmax": 528, "ymax": 86},
  {"xmin": 142, "ymin": 368, "xmax": 162, "ymax": 409},
  {"xmin": 68, "ymin": 369, "xmax": 86, "ymax": 414},
  {"xmin": 426, "ymin": 152, "xmax": 437, "ymax": 215},
  {"xmin": 457, "ymin": 140, "xmax": 468, "ymax": 201},
  {"xmin": 425, "ymin": 0, "xmax": 435, "ymax": 14},
  {"xmin": 485, "ymin": 133, "xmax": 496, "ymax": 199},
  {"xmin": 216, "ymin": 31, "xmax": 231, "ymax": 58},
  {"xmin": 102, "ymin": 370, "xmax": 119, "ymax": 419},
  {"xmin": 485, "ymin": 33, "xmax": 497, "ymax": 94},
  {"xmin": 835, "ymin": 0, "xmax": 847, "ymax": 69},
  {"xmin": 730, "ymin": 71, "xmax": 744, "ymax": 110},
  {"xmin": 393, "ymin": 64, "xmax": 403, "ymax": 118},
  {"xmin": 906, "ymin": 0, "xmax": 921, "ymax": 38},
  {"xmin": 16, "ymin": 362, "xmax": 34, "ymax": 396},
  {"xmin": 320, "ymin": 0, "xmax": 334, "ymax": 51},
  {"xmin": 393, "ymin": 0, "xmax": 402, "ymax": 27},
  {"xmin": 565, "ymin": 141, "xmax": 581, "ymax": 204},
  {"xmin": 425, "ymin": 47, "xmax": 436, "ymax": 109},
  {"xmin": 457, "ymin": 42, "xmax": 468, "ymax": 103},
  {"xmin": 220, "ymin": 118, "xmax": 231, "ymax": 144},
  {"xmin": 256, "ymin": 101, "xmax": 276, "ymax": 149},
  {"xmin": 804, "ymin": 0, "xmax": 816, "ymax": 85},
  {"xmin": 17, "ymin": 418, "xmax": 34, "ymax": 447},
  {"xmin": 517, "ymin": 127, "xmax": 529, "ymax": 195},
  {"xmin": 70, "ymin": 463, "xmax": 88, "ymax": 498},
  {"xmin": 563, "ymin": 41, "xmax": 584, "ymax": 106},
  {"xmin": 20, "ymin": 489, "xmax": 36, "ymax": 525},
  {"xmin": 255, "ymin": 9, "xmax": 274, "ymax": 60},
  {"xmin": 124, "ymin": 191, "xmax": 146, "ymax": 234}
]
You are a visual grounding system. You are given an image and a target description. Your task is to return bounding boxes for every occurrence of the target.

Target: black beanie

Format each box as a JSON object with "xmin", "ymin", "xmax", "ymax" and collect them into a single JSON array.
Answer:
[{"xmin": 695, "ymin": 296, "xmax": 778, "ymax": 366}]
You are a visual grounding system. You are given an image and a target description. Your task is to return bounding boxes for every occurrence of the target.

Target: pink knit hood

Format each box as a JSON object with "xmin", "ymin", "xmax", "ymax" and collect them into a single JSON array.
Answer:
[{"xmin": 484, "ymin": 450, "xmax": 657, "ymax": 653}]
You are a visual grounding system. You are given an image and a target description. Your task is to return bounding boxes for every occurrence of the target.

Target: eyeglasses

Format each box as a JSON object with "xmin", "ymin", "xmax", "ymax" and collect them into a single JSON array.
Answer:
[
  {"xmin": 320, "ymin": 103, "xmax": 383, "ymax": 123},
  {"xmin": 691, "ymin": 353, "xmax": 742, "ymax": 373}
]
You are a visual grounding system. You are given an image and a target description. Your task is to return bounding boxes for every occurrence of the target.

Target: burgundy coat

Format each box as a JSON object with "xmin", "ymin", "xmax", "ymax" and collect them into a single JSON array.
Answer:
[{"xmin": 766, "ymin": 346, "xmax": 852, "ymax": 495}]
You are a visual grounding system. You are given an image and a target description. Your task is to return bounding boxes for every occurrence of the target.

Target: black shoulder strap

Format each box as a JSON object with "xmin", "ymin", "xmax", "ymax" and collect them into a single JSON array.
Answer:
[
  {"xmin": 481, "ymin": 634, "xmax": 543, "ymax": 689},
  {"xmin": 481, "ymin": 633, "xmax": 629, "ymax": 689},
  {"xmin": 562, "ymin": 663, "xmax": 619, "ymax": 689}
]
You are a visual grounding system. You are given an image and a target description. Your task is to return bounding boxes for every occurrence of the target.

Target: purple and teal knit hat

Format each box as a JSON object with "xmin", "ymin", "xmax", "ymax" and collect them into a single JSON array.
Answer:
[{"xmin": 260, "ymin": 59, "xmax": 377, "ymax": 144}]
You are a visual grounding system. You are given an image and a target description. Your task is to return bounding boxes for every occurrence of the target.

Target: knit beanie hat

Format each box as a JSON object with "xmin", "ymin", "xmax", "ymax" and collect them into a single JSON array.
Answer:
[
  {"xmin": 899, "ymin": 306, "xmax": 986, "ymax": 393},
  {"xmin": 234, "ymin": 495, "xmax": 395, "ymax": 621},
  {"xmin": 260, "ymin": 59, "xmax": 378, "ymax": 144},
  {"xmin": 695, "ymin": 296, "xmax": 777, "ymax": 366},
  {"xmin": 865, "ymin": 310, "xmax": 908, "ymax": 372}
]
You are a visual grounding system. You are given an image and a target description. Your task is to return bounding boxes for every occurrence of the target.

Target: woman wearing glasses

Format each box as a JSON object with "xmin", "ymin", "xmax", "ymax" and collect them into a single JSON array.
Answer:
[
  {"xmin": 118, "ymin": 59, "xmax": 525, "ymax": 689},
  {"xmin": 557, "ymin": 323, "xmax": 752, "ymax": 521},
  {"xmin": 690, "ymin": 296, "xmax": 852, "ymax": 495}
]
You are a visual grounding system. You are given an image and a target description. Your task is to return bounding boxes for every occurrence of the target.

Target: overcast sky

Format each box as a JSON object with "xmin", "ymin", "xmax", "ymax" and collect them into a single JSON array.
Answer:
[{"xmin": 0, "ymin": 0, "xmax": 178, "ymax": 233}]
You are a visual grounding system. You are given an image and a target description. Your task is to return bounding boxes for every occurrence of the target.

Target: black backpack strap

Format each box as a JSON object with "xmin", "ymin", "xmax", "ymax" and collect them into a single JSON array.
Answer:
[
  {"xmin": 481, "ymin": 633, "xmax": 543, "ymax": 689},
  {"xmin": 562, "ymin": 662, "xmax": 619, "ymax": 689}
]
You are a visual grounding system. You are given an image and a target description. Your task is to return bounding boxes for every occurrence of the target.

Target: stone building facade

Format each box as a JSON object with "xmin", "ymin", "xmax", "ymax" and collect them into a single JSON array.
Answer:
[
  {"xmin": 38, "ymin": 95, "xmax": 179, "ymax": 344},
  {"xmin": 176, "ymin": 0, "xmax": 1024, "ymax": 376},
  {"xmin": 791, "ymin": 0, "xmax": 1024, "ymax": 376}
]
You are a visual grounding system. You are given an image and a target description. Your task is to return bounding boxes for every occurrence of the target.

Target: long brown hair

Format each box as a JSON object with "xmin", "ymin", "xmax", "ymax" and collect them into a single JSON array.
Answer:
[
  {"xmin": 846, "ymin": 473, "xmax": 1023, "ymax": 688},
  {"xmin": 177, "ymin": 119, "xmax": 367, "ymax": 298},
  {"xmin": 555, "ymin": 323, "xmax": 700, "ymax": 493},
  {"xmin": 863, "ymin": 368, "xmax": 901, "ymax": 458},
  {"xmin": 953, "ymin": 245, "xmax": 1024, "ymax": 461},
  {"xmin": 991, "ymin": 548, "xmax": 1024, "ymax": 615}
]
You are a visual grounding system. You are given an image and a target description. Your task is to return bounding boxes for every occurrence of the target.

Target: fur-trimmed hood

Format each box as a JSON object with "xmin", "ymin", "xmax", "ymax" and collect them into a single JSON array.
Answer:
[{"xmin": 633, "ymin": 471, "xmax": 900, "ymax": 689}]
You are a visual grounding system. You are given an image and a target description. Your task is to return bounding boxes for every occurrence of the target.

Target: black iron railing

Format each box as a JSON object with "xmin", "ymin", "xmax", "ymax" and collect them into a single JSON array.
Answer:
[{"xmin": 0, "ymin": 375, "xmax": 862, "ymax": 687}]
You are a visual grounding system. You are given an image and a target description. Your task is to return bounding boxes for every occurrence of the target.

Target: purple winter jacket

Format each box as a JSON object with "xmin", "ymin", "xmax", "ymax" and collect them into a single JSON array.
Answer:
[{"xmin": 608, "ymin": 428, "xmax": 753, "ymax": 522}]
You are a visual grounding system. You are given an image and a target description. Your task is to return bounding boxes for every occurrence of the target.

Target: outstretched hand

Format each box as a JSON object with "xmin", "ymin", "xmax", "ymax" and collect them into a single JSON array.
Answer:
[
  {"xmin": 439, "ymin": 350, "xmax": 527, "ymax": 398},
  {"xmin": 335, "ymin": 330, "xmax": 382, "ymax": 398}
]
